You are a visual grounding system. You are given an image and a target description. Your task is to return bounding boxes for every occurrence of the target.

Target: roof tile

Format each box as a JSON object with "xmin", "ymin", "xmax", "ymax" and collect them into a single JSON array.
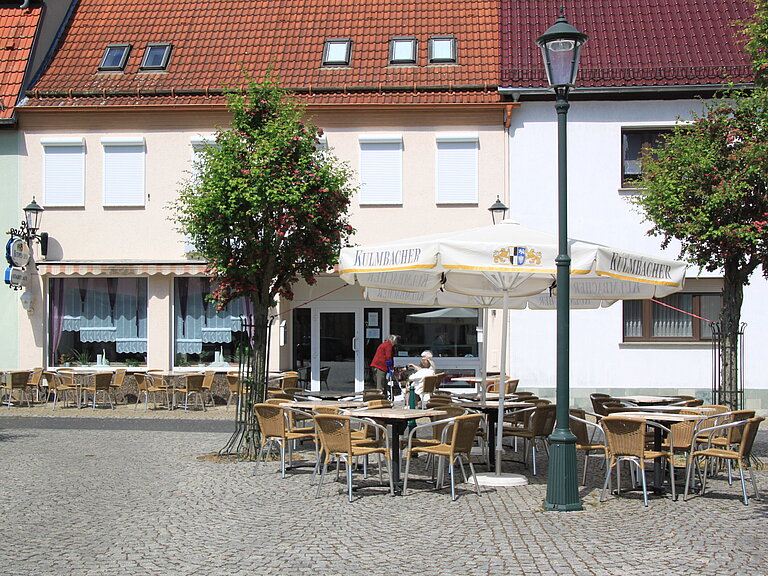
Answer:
[
  {"xmin": 501, "ymin": 0, "xmax": 754, "ymax": 88},
  {"xmin": 30, "ymin": 0, "xmax": 500, "ymax": 107},
  {"xmin": 0, "ymin": 5, "xmax": 41, "ymax": 119}
]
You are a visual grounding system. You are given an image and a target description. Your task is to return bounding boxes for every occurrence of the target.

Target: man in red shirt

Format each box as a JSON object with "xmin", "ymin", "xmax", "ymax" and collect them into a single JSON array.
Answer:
[{"xmin": 370, "ymin": 334, "xmax": 398, "ymax": 392}]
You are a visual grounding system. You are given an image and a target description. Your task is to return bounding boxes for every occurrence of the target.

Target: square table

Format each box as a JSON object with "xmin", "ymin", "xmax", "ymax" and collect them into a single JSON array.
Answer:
[{"xmin": 345, "ymin": 407, "xmax": 447, "ymax": 492}]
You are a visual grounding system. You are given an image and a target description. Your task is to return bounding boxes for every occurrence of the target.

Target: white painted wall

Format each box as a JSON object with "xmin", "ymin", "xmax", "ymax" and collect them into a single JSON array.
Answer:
[{"xmin": 506, "ymin": 99, "xmax": 768, "ymax": 396}]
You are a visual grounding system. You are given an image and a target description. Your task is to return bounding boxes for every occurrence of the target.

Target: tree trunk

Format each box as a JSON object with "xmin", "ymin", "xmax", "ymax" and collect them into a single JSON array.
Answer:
[
  {"xmin": 220, "ymin": 303, "xmax": 271, "ymax": 458},
  {"xmin": 719, "ymin": 260, "xmax": 743, "ymax": 410}
]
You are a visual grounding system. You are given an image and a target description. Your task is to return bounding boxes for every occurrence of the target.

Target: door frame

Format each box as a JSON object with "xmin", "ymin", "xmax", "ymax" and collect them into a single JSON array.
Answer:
[{"xmin": 310, "ymin": 304, "xmax": 365, "ymax": 392}]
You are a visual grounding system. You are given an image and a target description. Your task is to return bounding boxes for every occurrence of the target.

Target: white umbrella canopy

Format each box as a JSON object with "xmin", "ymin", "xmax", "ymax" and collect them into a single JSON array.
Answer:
[
  {"xmin": 406, "ymin": 307, "xmax": 479, "ymax": 324},
  {"xmin": 339, "ymin": 219, "xmax": 686, "ymax": 301},
  {"xmin": 339, "ymin": 219, "xmax": 687, "ymax": 476}
]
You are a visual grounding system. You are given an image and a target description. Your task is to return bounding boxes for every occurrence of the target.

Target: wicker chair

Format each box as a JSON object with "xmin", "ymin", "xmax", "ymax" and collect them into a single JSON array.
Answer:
[
  {"xmin": 319, "ymin": 366, "xmax": 331, "ymax": 389},
  {"xmin": 366, "ymin": 398, "xmax": 392, "ymax": 409},
  {"xmin": 134, "ymin": 373, "xmax": 170, "ymax": 410},
  {"xmin": 254, "ymin": 403, "xmax": 316, "ymax": 479},
  {"xmin": 200, "ymin": 371, "xmax": 216, "ymax": 406},
  {"xmin": 569, "ymin": 408, "xmax": 606, "ymax": 485},
  {"xmin": 487, "ymin": 378, "xmax": 519, "ymax": 395},
  {"xmin": 109, "ymin": 369, "xmax": 127, "ymax": 404},
  {"xmin": 175, "ymin": 373, "xmax": 206, "ymax": 411},
  {"xmin": 684, "ymin": 416, "xmax": 765, "ymax": 505},
  {"xmin": 1, "ymin": 370, "xmax": 33, "ymax": 408},
  {"xmin": 226, "ymin": 373, "xmax": 240, "ymax": 411},
  {"xmin": 600, "ymin": 415, "xmax": 676, "ymax": 506},
  {"xmin": 45, "ymin": 371, "xmax": 78, "ymax": 409},
  {"xmin": 362, "ymin": 389, "xmax": 387, "ymax": 402},
  {"xmin": 81, "ymin": 372, "xmax": 115, "ymax": 409},
  {"xmin": 502, "ymin": 403, "xmax": 556, "ymax": 475},
  {"xmin": 313, "ymin": 413, "xmax": 393, "ymax": 501},
  {"xmin": 402, "ymin": 413, "xmax": 483, "ymax": 500}
]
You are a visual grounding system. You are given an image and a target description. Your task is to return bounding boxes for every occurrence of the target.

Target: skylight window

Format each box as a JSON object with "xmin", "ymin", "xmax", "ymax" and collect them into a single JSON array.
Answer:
[
  {"xmin": 323, "ymin": 39, "xmax": 352, "ymax": 66},
  {"xmin": 140, "ymin": 43, "xmax": 172, "ymax": 70},
  {"xmin": 99, "ymin": 44, "xmax": 131, "ymax": 71},
  {"xmin": 389, "ymin": 37, "xmax": 417, "ymax": 65},
  {"xmin": 429, "ymin": 36, "xmax": 457, "ymax": 64}
]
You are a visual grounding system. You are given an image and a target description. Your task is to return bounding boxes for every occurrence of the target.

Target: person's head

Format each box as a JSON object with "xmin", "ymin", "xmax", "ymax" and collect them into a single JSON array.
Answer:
[
  {"xmin": 419, "ymin": 358, "xmax": 431, "ymax": 369},
  {"xmin": 387, "ymin": 334, "xmax": 399, "ymax": 345},
  {"xmin": 421, "ymin": 350, "xmax": 433, "ymax": 360}
]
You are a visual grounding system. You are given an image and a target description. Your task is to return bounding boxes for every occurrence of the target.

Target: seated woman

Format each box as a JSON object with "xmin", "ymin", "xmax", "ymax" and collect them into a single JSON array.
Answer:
[{"xmin": 404, "ymin": 357, "xmax": 435, "ymax": 407}]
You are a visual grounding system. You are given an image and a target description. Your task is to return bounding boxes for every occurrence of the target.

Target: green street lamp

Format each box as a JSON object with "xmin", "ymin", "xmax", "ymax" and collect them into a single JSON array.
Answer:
[{"xmin": 536, "ymin": 10, "xmax": 587, "ymax": 511}]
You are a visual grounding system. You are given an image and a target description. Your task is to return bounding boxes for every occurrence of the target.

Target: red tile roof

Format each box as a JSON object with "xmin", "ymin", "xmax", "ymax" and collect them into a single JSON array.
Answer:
[
  {"xmin": 27, "ymin": 0, "xmax": 501, "ymax": 108},
  {"xmin": 501, "ymin": 0, "xmax": 755, "ymax": 88},
  {"xmin": 0, "ymin": 5, "xmax": 41, "ymax": 120}
]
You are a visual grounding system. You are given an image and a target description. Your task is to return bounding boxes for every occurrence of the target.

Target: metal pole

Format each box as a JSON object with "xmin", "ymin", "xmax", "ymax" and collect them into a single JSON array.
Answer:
[
  {"xmin": 494, "ymin": 290, "xmax": 509, "ymax": 475},
  {"xmin": 544, "ymin": 87, "xmax": 582, "ymax": 511}
]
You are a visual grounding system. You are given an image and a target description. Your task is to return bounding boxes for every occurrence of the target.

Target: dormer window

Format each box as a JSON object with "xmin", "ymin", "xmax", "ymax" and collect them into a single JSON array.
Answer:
[
  {"xmin": 140, "ymin": 43, "xmax": 172, "ymax": 70},
  {"xmin": 323, "ymin": 39, "xmax": 352, "ymax": 66},
  {"xmin": 429, "ymin": 36, "xmax": 457, "ymax": 64},
  {"xmin": 98, "ymin": 44, "xmax": 131, "ymax": 71},
  {"xmin": 389, "ymin": 37, "xmax": 417, "ymax": 65}
]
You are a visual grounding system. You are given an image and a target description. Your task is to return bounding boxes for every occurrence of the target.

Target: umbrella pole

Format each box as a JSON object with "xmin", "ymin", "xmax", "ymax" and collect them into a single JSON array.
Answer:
[
  {"xmin": 495, "ymin": 291, "xmax": 509, "ymax": 475},
  {"xmin": 480, "ymin": 308, "xmax": 488, "ymax": 404}
]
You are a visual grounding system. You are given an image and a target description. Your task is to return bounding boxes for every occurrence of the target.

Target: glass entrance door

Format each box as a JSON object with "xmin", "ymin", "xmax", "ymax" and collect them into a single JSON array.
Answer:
[{"xmin": 314, "ymin": 311, "xmax": 361, "ymax": 393}]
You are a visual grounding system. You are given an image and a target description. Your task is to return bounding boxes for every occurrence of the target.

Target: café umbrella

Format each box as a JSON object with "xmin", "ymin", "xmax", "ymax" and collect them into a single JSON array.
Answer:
[{"xmin": 338, "ymin": 219, "xmax": 687, "ymax": 475}]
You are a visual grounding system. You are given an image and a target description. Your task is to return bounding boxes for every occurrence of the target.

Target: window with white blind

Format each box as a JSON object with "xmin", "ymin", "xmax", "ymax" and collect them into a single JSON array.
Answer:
[
  {"xmin": 436, "ymin": 133, "xmax": 478, "ymax": 204},
  {"xmin": 359, "ymin": 135, "xmax": 403, "ymax": 205},
  {"xmin": 42, "ymin": 138, "xmax": 85, "ymax": 207},
  {"xmin": 102, "ymin": 137, "xmax": 145, "ymax": 206}
]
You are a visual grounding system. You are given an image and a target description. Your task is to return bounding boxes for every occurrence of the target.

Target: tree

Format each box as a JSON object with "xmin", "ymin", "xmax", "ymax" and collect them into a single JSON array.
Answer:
[
  {"xmin": 741, "ymin": 0, "xmax": 768, "ymax": 86},
  {"xmin": 172, "ymin": 76, "xmax": 355, "ymax": 455},
  {"xmin": 632, "ymin": 89, "xmax": 768, "ymax": 408}
]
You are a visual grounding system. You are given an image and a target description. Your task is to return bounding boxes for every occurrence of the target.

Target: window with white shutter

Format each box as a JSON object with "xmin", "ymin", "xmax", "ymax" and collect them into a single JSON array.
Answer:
[
  {"xmin": 102, "ymin": 137, "xmax": 145, "ymax": 207},
  {"xmin": 42, "ymin": 138, "xmax": 85, "ymax": 207},
  {"xmin": 436, "ymin": 133, "xmax": 478, "ymax": 204},
  {"xmin": 359, "ymin": 135, "xmax": 403, "ymax": 205}
]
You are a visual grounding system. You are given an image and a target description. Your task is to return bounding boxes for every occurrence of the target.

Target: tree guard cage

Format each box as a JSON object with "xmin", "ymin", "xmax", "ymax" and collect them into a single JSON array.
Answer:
[
  {"xmin": 711, "ymin": 321, "xmax": 746, "ymax": 410},
  {"xmin": 219, "ymin": 313, "xmax": 272, "ymax": 458}
]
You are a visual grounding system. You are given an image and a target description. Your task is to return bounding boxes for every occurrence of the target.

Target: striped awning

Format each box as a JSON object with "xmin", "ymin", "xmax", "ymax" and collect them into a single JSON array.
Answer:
[{"xmin": 36, "ymin": 260, "xmax": 208, "ymax": 277}]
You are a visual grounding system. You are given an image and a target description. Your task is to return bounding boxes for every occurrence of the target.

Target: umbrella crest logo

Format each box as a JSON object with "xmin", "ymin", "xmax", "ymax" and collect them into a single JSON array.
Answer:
[{"xmin": 493, "ymin": 246, "xmax": 542, "ymax": 266}]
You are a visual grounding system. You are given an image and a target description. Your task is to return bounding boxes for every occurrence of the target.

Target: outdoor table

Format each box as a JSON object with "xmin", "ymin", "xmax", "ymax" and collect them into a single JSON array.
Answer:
[
  {"xmin": 291, "ymin": 400, "xmax": 366, "ymax": 410},
  {"xmin": 612, "ymin": 395, "xmax": 681, "ymax": 406},
  {"xmin": 344, "ymin": 407, "xmax": 446, "ymax": 492},
  {"xmin": 147, "ymin": 371, "xmax": 190, "ymax": 408},
  {"xmin": 608, "ymin": 411, "xmax": 707, "ymax": 493},
  {"xmin": 458, "ymin": 400, "xmax": 535, "ymax": 467}
]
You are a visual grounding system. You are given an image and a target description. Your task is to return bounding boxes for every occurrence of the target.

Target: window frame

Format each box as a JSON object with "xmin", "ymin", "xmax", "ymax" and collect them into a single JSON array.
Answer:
[
  {"xmin": 140, "ymin": 43, "xmax": 172, "ymax": 70},
  {"xmin": 622, "ymin": 289, "xmax": 722, "ymax": 343},
  {"xmin": 428, "ymin": 36, "xmax": 457, "ymax": 64},
  {"xmin": 322, "ymin": 38, "xmax": 352, "ymax": 66},
  {"xmin": 621, "ymin": 127, "xmax": 672, "ymax": 188},
  {"xmin": 98, "ymin": 44, "xmax": 131, "ymax": 71},
  {"xmin": 389, "ymin": 37, "xmax": 418, "ymax": 65}
]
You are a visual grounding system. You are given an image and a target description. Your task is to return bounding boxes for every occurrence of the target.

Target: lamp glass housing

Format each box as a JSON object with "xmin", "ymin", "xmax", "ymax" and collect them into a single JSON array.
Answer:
[
  {"xmin": 536, "ymin": 16, "xmax": 588, "ymax": 88},
  {"xmin": 488, "ymin": 196, "xmax": 509, "ymax": 224},
  {"xmin": 23, "ymin": 198, "xmax": 44, "ymax": 236}
]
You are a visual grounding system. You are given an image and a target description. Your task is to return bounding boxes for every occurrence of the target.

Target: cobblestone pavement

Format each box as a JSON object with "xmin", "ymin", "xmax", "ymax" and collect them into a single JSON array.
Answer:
[{"xmin": 1, "ymin": 415, "xmax": 766, "ymax": 576}]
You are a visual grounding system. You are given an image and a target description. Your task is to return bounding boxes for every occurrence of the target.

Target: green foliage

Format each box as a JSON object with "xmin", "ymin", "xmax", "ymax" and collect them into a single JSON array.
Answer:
[
  {"xmin": 740, "ymin": 0, "xmax": 768, "ymax": 86},
  {"xmin": 172, "ymin": 75, "xmax": 356, "ymax": 310},
  {"xmin": 632, "ymin": 89, "xmax": 768, "ymax": 283}
]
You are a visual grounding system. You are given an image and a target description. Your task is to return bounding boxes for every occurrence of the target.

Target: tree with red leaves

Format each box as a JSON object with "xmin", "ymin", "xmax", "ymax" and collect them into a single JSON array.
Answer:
[{"xmin": 173, "ymin": 75, "xmax": 355, "ymax": 455}]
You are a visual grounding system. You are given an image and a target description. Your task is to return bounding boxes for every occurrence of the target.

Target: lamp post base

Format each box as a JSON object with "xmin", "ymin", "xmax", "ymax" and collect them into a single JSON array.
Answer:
[{"xmin": 543, "ymin": 431, "xmax": 583, "ymax": 511}]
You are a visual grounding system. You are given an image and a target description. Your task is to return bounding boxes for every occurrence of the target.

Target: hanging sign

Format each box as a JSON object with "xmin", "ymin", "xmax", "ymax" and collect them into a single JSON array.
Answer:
[
  {"xmin": 4, "ymin": 266, "xmax": 29, "ymax": 288},
  {"xmin": 6, "ymin": 237, "xmax": 30, "ymax": 267}
]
